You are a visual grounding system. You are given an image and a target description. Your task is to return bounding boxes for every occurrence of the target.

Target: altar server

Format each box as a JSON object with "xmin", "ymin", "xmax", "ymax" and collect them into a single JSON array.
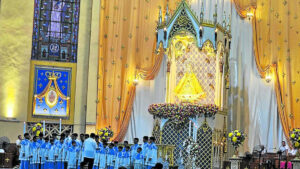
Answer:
[
  {"xmin": 114, "ymin": 146, "xmax": 123, "ymax": 169},
  {"xmin": 130, "ymin": 138, "xmax": 140, "ymax": 167},
  {"xmin": 145, "ymin": 137, "xmax": 157, "ymax": 169},
  {"xmin": 39, "ymin": 137, "xmax": 49, "ymax": 169},
  {"xmin": 45, "ymin": 139, "xmax": 56, "ymax": 169},
  {"xmin": 55, "ymin": 137, "xmax": 65, "ymax": 169},
  {"xmin": 134, "ymin": 147, "xmax": 144, "ymax": 169},
  {"xmin": 106, "ymin": 143, "xmax": 115, "ymax": 169},
  {"xmin": 19, "ymin": 133, "xmax": 31, "ymax": 169},
  {"xmin": 30, "ymin": 136, "xmax": 40, "ymax": 169},
  {"xmin": 99, "ymin": 142, "xmax": 108, "ymax": 169},
  {"xmin": 67, "ymin": 141, "xmax": 80, "ymax": 169}
]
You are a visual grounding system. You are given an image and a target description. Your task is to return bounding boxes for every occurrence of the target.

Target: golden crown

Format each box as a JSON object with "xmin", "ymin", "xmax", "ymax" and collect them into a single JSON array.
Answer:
[{"xmin": 45, "ymin": 71, "xmax": 61, "ymax": 80}]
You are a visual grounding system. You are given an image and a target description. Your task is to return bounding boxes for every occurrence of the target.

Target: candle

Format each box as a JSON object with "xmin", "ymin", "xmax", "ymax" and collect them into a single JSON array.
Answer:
[
  {"xmin": 59, "ymin": 118, "xmax": 62, "ymax": 134},
  {"xmin": 43, "ymin": 120, "xmax": 45, "ymax": 135},
  {"xmin": 23, "ymin": 122, "xmax": 26, "ymax": 134}
]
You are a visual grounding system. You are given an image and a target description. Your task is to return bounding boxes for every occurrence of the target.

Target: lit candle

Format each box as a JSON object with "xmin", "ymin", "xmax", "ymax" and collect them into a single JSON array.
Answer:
[
  {"xmin": 59, "ymin": 118, "xmax": 62, "ymax": 134},
  {"xmin": 43, "ymin": 120, "xmax": 45, "ymax": 135},
  {"xmin": 23, "ymin": 122, "xmax": 26, "ymax": 134}
]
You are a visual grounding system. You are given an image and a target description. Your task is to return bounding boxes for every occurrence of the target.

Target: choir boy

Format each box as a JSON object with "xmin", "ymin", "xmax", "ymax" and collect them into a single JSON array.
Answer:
[
  {"xmin": 99, "ymin": 142, "xmax": 108, "ymax": 169},
  {"xmin": 130, "ymin": 138, "xmax": 140, "ymax": 167},
  {"xmin": 37, "ymin": 133, "xmax": 44, "ymax": 145},
  {"xmin": 123, "ymin": 141, "xmax": 129, "ymax": 151},
  {"xmin": 133, "ymin": 147, "xmax": 144, "ymax": 169},
  {"xmin": 39, "ymin": 137, "xmax": 49, "ymax": 169},
  {"xmin": 64, "ymin": 130, "xmax": 72, "ymax": 169},
  {"xmin": 53, "ymin": 133, "xmax": 60, "ymax": 145},
  {"xmin": 78, "ymin": 134, "xmax": 85, "ymax": 165},
  {"xmin": 145, "ymin": 137, "xmax": 157, "ymax": 169},
  {"xmin": 55, "ymin": 137, "xmax": 65, "ymax": 169},
  {"xmin": 67, "ymin": 141, "xmax": 80, "ymax": 169},
  {"xmin": 106, "ymin": 143, "xmax": 115, "ymax": 169},
  {"xmin": 114, "ymin": 146, "xmax": 123, "ymax": 169},
  {"xmin": 92, "ymin": 140, "xmax": 101, "ymax": 169},
  {"xmin": 142, "ymin": 136, "xmax": 149, "ymax": 165},
  {"xmin": 30, "ymin": 136, "xmax": 40, "ymax": 169},
  {"xmin": 113, "ymin": 141, "xmax": 119, "ymax": 152},
  {"xmin": 19, "ymin": 133, "xmax": 31, "ymax": 169},
  {"xmin": 121, "ymin": 146, "xmax": 131, "ymax": 168},
  {"xmin": 45, "ymin": 138, "xmax": 56, "ymax": 169}
]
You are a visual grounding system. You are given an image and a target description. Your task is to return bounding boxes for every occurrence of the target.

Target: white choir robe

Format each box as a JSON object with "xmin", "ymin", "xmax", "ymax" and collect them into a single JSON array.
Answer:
[
  {"xmin": 142, "ymin": 143, "xmax": 149, "ymax": 160},
  {"xmin": 93, "ymin": 148, "xmax": 101, "ymax": 168},
  {"xmin": 63, "ymin": 137, "xmax": 71, "ymax": 162},
  {"xmin": 66, "ymin": 146, "xmax": 79, "ymax": 169},
  {"xmin": 130, "ymin": 144, "xmax": 139, "ymax": 166},
  {"xmin": 30, "ymin": 141, "xmax": 40, "ymax": 169},
  {"xmin": 39, "ymin": 142, "xmax": 49, "ymax": 169},
  {"xmin": 45, "ymin": 144, "xmax": 56, "ymax": 169},
  {"xmin": 55, "ymin": 142, "xmax": 65, "ymax": 169},
  {"xmin": 99, "ymin": 147, "xmax": 107, "ymax": 169},
  {"xmin": 114, "ymin": 151, "xmax": 123, "ymax": 169},
  {"xmin": 106, "ymin": 148, "xmax": 115, "ymax": 169},
  {"xmin": 134, "ymin": 153, "xmax": 144, "ymax": 169},
  {"xmin": 146, "ymin": 143, "xmax": 157, "ymax": 167},
  {"xmin": 19, "ymin": 139, "xmax": 31, "ymax": 169},
  {"xmin": 121, "ymin": 151, "xmax": 130, "ymax": 168}
]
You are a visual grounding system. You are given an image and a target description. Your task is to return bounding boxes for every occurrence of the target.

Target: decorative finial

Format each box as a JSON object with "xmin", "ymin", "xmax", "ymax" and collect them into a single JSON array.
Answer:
[
  {"xmin": 165, "ymin": 4, "xmax": 170, "ymax": 24},
  {"xmin": 222, "ymin": 11, "xmax": 226, "ymax": 28},
  {"xmin": 213, "ymin": 4, "xmax": 218, "ymax": 25},
  {"xmin": 227, "ymin": 14, "xmax": 231, "ymax": 32},
  {"xmin": 200, "ymin": 2, "xmax": 204, "ymax": 23},
  {"xmin": 158, "ymin": 6, "xmax": 162, "ymax": 26}
]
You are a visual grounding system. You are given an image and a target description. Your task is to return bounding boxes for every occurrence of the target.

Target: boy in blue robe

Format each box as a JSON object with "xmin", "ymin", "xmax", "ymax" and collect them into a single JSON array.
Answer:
[
  {"xmin": 78, "ymin": 134, "xmax": 85, "ymax": 167},
  {"xmin": 114, "ymin": 146, "xmax": 123, "ymax": 169},
  {"xmin": 63, "ymin": 131, "xmax": 71, "ymax": 168},
  {"xmin": 19, "ymin": 133, "xmax": 31, "ymax": 169},
  {"xmin": 37, "ymin": 133, "xmax": 44, "ymax": 168},
  {"xmin": 55, "ymin": 137, "xmax": 65, "ymax": 169},
  {"xmin": 53, "ymin": 133, "xmax": 60, "ymax": 146},
  {"xmin": 142, "ymin": 136, "xmax": 149, "ymax": 166},
  {"xmin": 30, "ymin": 136, "xmax": 40, "ymax": 169},
  {"xmin": 106, "ymin": 143, "xmax": 115, "ymax": 169},
  {"xmin": 121, "ymin": 146, "xmax": 130, "ymax": 168},
  {"xmin": 39, "ymin": 137, "xmax": 49, "ymax": 169},
  {"xmin": 99, "ymin": 142, "xmax": 108, "ymax": 169},
  {"xmin": 134, "ymin": 147, "xmax": 144, "ymax": 169},
  {"xmin": 145, "ymin": 137, "xmax": 158, "ymax": 169},
  {"xmin": 67, "ymin": 141, "xmax": 80, "ymax": 169},
  {"xmin": 45, "ymin": 138, "xmax": 56, "ymax": 169},
  {"xmin": 130, "ymin": 138, "xmax": 140, "ymax": 167},
  {"xmin": 92, "ymin": 136, "xmax": 101, "ymax": 169}
]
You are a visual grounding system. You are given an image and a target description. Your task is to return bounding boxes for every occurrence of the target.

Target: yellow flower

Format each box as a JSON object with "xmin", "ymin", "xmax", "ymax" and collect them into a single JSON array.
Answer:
[
  {"xmin": 291, "ymin": 134, "xmax": 296, "ymax": 138},
  {"xmin": 298, "ymin": 137, "xmax": 300, "ymax": 141},
  {"xmin": 104, "ymin": 133, "xmax": 109, "ymax": 136},
  {"xmin": 295, "ymin": 142, "xmax": 300, "ymax": 148},
  {"xmin": 37, "ymin": 123, "xmax": 42, "ymax": 126},
  {"xmin": 232, "ymin": 137, "xmax": 237, "ymax": 143},
  {"xmin": 234, "ymin": 130, "xmax": 239, "ymax": 133},
  {"xmin": 99, "ymin": 132, "xmax": 103, "ymax": 136},
  {"xmin": 32, "ymin": 127, "xmax": 37, "ymax": 132},
  {"xmin": 237, "ymin": 133, "xmax": 241, "ymax": 136},
  {"xmin": 103, "ymin": 128, "xmax": 107, "ymax": 131},
  {"xmin": 102, "ymin": 137, "xmax": 106, "ymax": 140},
  {"xmin": 228, "ymin": 133, "xmax": 233, "ymax": 138},
  {"xmin": 36, "ymin": 130, "xmax": 40, "ymax": 136},
  {"xmin": 41, "ymin": 128, "xmax": 43, "ymax": 132}
]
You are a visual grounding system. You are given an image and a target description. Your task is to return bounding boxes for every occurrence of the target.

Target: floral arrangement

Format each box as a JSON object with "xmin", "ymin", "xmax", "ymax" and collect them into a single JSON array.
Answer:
[
  {"xmin": 148, "ymin": 103, "xmax": 218, "ymax": 127},
  {"xmin": 97, "ymin": 126, "xmax": 114, "ymax": 141},
  {"xmin": 290, "ymin": 129, "xmax": 300, "ymax": 149},
  {"xmin": 32, "ymin": 123, "xmax": 44, "ymax": 136},
  {"xmin": 228, "ymin": 130, "xmax": 246, "ymax": 157}
]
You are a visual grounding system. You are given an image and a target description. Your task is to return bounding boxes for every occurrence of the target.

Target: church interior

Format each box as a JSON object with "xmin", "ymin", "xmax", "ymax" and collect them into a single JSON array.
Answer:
[{"xmin": 0, "ymin": 0, "xmax": 300, "ymax": 168}]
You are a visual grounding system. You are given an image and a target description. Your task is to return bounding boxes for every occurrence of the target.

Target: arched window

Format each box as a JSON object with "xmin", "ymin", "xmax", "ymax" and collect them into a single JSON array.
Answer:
[{"xmin": 31, "ymin": 0, "xmax": 80, "ymax": 62}]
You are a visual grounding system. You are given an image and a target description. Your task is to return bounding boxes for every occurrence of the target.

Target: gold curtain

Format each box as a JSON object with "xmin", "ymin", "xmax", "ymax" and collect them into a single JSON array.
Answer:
[
  {"xmin": 97, "ymin": 0, "xmax": 179, "ymax": 141},
  {"xmin": 233, "ymin": 0, "xmax": 300, "ymax": 144}
]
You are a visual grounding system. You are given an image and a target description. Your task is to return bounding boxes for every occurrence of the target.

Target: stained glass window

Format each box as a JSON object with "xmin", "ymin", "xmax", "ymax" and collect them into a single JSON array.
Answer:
[{"xmin": 31, "ymin": 0, "xmax": 80, "ymax": 62}]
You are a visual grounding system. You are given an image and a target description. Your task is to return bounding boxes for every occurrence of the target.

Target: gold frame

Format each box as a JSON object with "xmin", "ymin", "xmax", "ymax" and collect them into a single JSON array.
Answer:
[{"xmin": 27, "ymin": 60, "xmax": 77, "ymax": 124}]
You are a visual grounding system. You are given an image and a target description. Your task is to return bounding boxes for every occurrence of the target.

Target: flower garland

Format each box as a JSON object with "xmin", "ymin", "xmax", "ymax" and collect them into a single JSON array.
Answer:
[
  {"xmin": 228, "ymin": 130, "xmax": 246, "ymax": 148},
  {"xmin": 148, "ymin": 103, "xmax": 218, "ymax": 126},
  {"xmin": 97, "ymin": 126, "xmax": 114, "ymax": 141},
  {"xmin": 32, "ymin": 123, "xmax": 44, "ymax": 136}
]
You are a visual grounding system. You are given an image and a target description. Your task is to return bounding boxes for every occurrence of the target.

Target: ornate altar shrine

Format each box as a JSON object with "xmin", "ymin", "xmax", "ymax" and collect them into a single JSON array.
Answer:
[{"xmin": 149, "ymin": 1, "xmax": 231, "ymax": 168}]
